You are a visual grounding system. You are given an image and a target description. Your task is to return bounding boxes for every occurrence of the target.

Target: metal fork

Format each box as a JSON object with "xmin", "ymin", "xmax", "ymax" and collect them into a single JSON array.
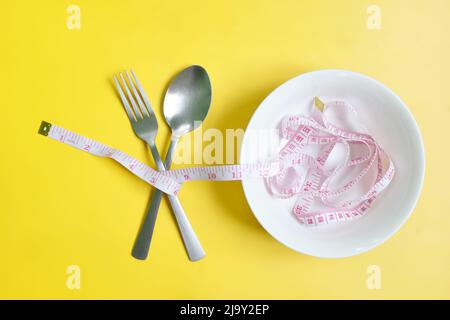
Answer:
[{"xmin": 114, "ymin": 70, "xmax": 205, "ymax": 261}]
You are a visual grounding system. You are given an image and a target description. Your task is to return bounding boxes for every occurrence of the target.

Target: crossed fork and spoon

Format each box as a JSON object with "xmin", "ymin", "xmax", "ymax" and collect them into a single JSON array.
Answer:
[{"xmin": 113, "ymin": 66, "xmax": 212, "ymax": 261}]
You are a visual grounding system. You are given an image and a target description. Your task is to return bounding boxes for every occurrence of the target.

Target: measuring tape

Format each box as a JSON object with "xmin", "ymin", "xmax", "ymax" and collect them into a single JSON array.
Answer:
[{"xmin": 38, "ymin": 100, "xmax": 394, "ymax": 227}]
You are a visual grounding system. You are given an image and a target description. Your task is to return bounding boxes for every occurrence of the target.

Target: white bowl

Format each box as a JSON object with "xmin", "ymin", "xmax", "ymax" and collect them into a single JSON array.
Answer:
[{"xmin": 240, "ymin": 70, "xmax": 425, "ymax": 258}]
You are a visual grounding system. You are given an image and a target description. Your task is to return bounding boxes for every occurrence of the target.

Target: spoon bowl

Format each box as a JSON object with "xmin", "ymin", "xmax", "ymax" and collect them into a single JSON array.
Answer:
[{"xmin": 163, "ymin": 65, "xmax": 212, "ymax": 137}]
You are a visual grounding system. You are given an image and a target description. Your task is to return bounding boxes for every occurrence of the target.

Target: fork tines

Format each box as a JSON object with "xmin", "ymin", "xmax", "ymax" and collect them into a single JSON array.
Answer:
[{"xmin": 114, "ymin": 70, "xmax": 155, "ymax": 122}]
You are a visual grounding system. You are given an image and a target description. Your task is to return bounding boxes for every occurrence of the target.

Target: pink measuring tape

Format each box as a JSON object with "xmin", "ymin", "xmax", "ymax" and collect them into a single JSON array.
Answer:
[{"xmin": 38, "ymin": 100, "xmax": 394, "ymax": 227}]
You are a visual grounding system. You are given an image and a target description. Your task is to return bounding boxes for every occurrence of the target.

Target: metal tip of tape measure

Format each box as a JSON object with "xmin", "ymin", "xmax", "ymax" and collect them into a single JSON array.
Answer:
[
  {"xmin": 38, "ymin": 121, "xmax": 52, "ymax": 136},
  {"xmin": 314, "ymin": 97, "xmax": 325, "ymax": 112}
]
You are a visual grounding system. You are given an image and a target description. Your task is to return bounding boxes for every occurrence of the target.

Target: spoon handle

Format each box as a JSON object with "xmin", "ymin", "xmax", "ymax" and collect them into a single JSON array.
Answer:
[
  {"xmin": 167, "ymin": 195, "xmax": 205, "ymax": 261},
  {"xmin": 164, "ymin": 138, "xmax": 206, "ymax": 261},
  {"xmin": 132, "ymin": 140, "xmax": 205, "ymax": 261}
]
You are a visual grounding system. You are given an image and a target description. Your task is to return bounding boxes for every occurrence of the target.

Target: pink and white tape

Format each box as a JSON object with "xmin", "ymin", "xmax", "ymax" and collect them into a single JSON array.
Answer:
[{"xmin": 39, "ymin": 100, "xmax": 394, "ymax": 227}]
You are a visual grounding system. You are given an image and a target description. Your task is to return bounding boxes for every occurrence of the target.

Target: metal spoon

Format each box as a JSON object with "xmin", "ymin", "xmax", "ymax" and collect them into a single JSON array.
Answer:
[
  {"xmin": 163, "ymin": 65, "xmax": 212, "ymax": 163},
  {"xmin": 132, "ymin": 65, "xmax": 212, "ymax": 261}
]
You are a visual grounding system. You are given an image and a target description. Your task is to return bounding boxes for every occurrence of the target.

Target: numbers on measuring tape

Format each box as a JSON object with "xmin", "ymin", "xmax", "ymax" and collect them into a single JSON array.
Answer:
[
  {"xmin": 208, "ymin": 173, "xmax": 216, "ymax": 180},
  {"xmin": 232, "ymin": 171, "xmax": 242, "ymax": 179},
  {"xmin": 39, "ymin": 100, "xmax": 395, "ymax": 227}
]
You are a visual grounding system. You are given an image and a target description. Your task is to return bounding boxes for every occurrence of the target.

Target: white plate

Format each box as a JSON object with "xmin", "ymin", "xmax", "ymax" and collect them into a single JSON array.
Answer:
[{"xmin": 240, "ymin": 70, "xmax": 425, "ymax": 258}]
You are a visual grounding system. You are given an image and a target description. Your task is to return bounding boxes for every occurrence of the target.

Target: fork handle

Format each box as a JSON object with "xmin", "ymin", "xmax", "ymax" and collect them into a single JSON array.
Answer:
[
  {"xmin": 131, "ymin": 144, "xmax": 166, "ymax": 260},
  {"xmin": 132, "ymin": 190, "xmax": 163, "ymax": 260},
  {"xmin": 132, "ymin": 188, "xmax": 205, "ymax": 261},
  {"xmin": 132, "ymin": 140, "xmax": 205, "ymax": 261}
]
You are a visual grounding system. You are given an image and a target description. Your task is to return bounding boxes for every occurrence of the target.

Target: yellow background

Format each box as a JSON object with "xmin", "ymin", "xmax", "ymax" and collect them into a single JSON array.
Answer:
[{"xmin": 1, "ymin": 0, "xmax": 449, "ymax": 299}]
